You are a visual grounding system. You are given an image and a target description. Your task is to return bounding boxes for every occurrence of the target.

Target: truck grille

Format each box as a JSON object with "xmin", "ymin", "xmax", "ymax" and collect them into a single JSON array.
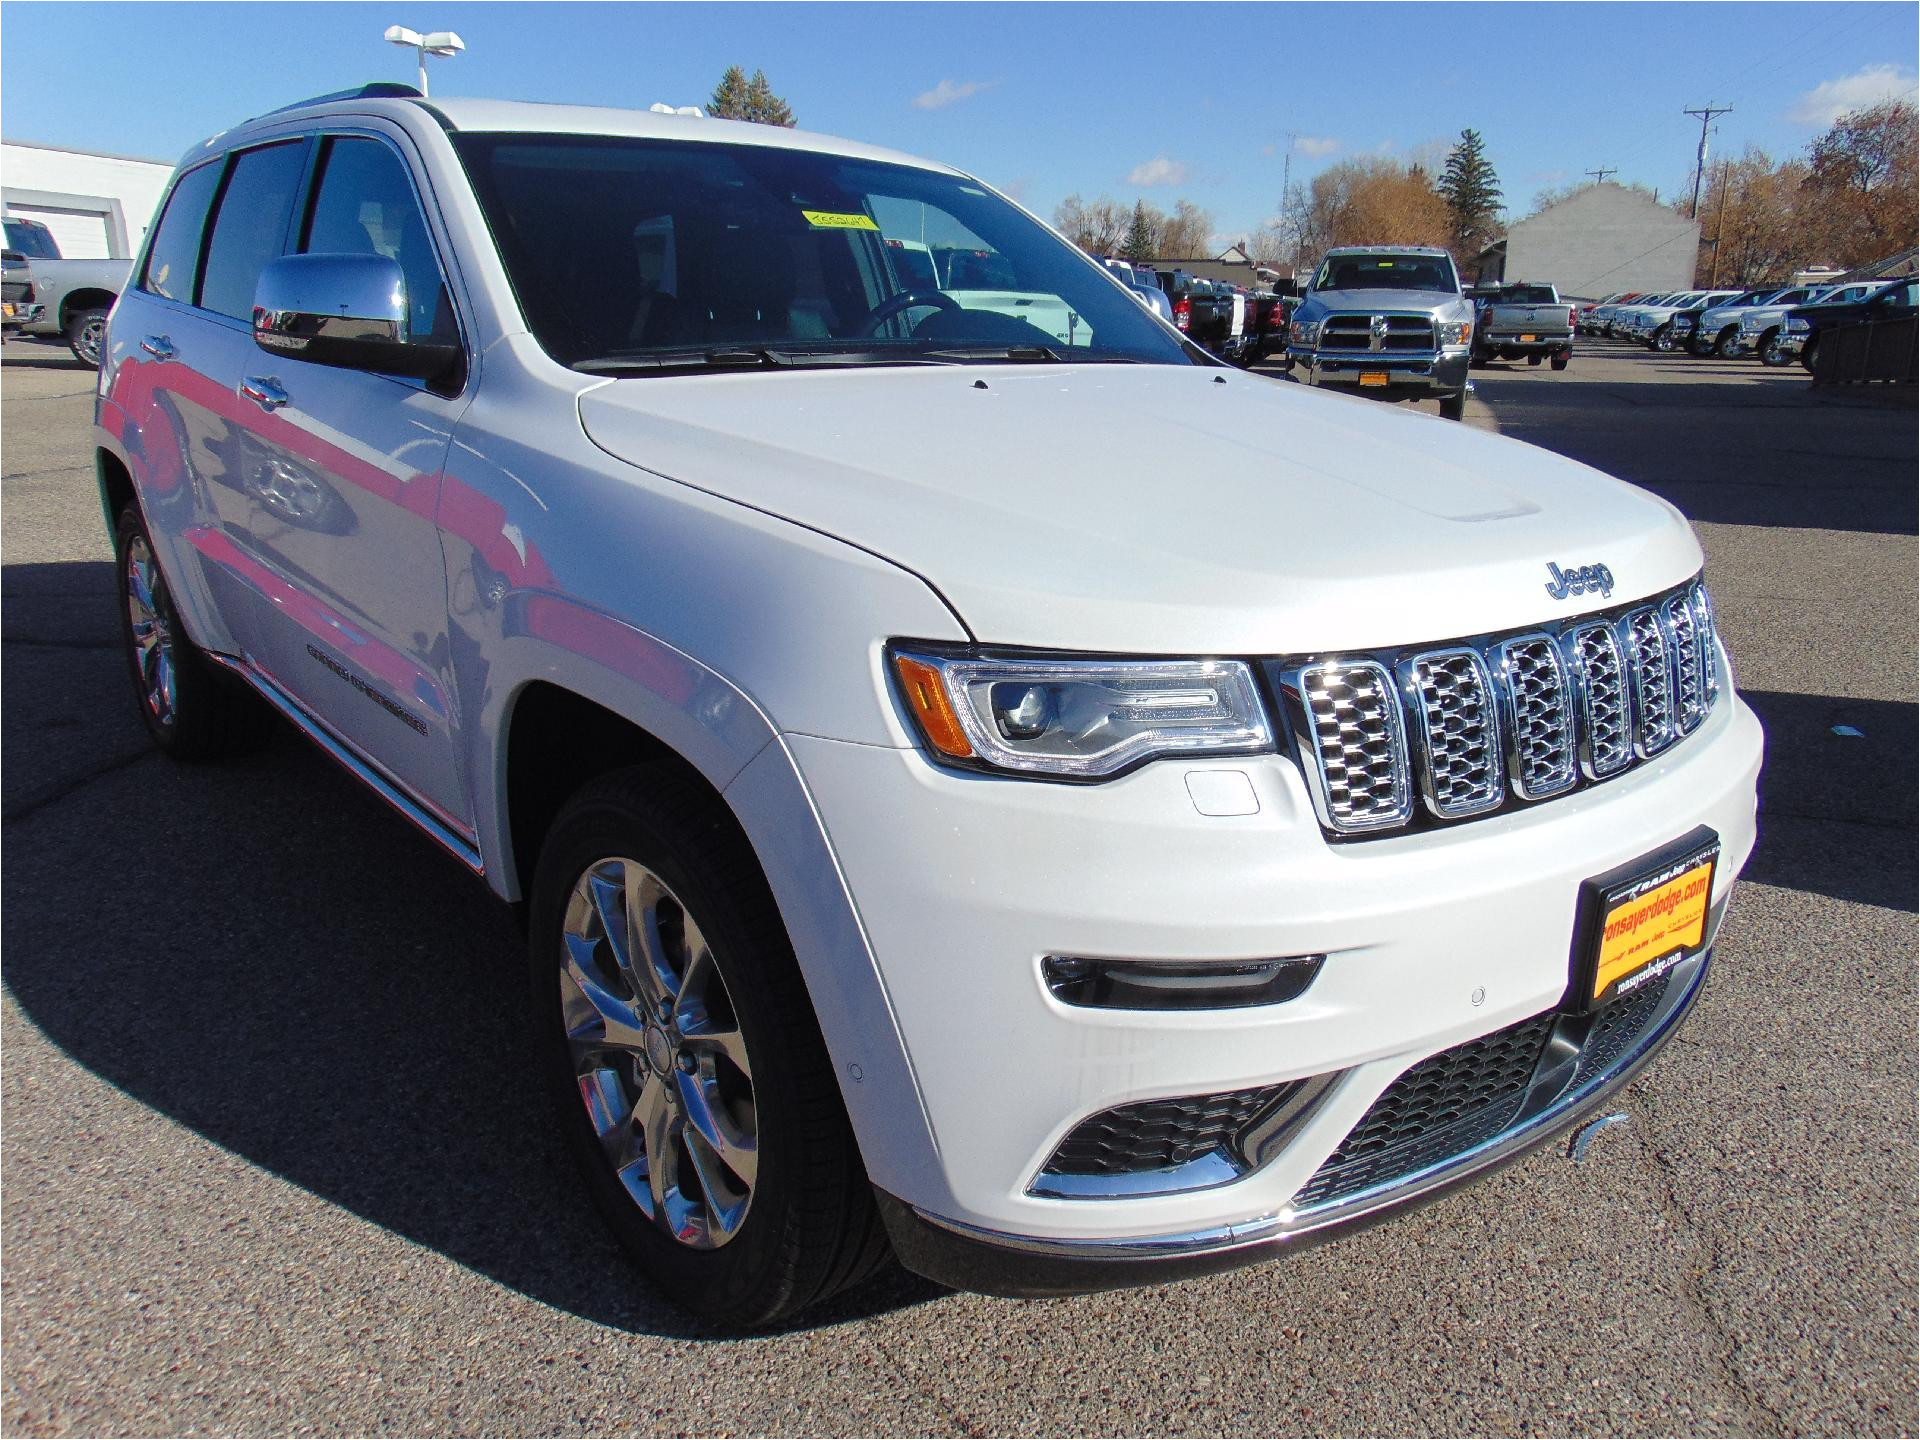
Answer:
[
  {"xmin": 1319, "ymin": 313, "xmax": 1437, "ymax": 352},
  {"xmin": 1277, "ymin": 580, "xmax": 1721, "ymax": 836}
]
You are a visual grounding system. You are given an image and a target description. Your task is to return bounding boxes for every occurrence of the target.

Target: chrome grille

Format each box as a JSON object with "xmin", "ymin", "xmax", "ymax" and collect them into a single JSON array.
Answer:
[
  {"xmin": 1624, "ymin": 607, "xmax": 1675, "ymax": 754},
  {"xmin": 1277, "ymin": 580, "xmax": 1721, "ymax": 837},
  {"xmin": 1499, "ymin": 636, "xmax": 1577, "ymax": 798},
  {"xmin": 1297, "ymin": 661, "xmax": 1412, "ymax": 830},
  {"xmin": 1318, "ymin": 313, "xmax": 1438, "ymax": 353},
  {"xmin": 1664, "ymin": 593, "xmax": 1706, "ymax": 733},
  {"xmin": 1405, "ymin": 650, "xmax": 1501, "ymax": 817},
  {"xmin": 1570, "ymin": 623, "xmax": 1632, "ymax": 778}
]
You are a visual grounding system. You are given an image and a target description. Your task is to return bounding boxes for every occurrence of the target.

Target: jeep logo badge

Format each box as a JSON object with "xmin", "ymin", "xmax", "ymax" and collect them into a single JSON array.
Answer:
[{"xmin": 1545, "ymin": 561, "xmax": 1615, "ymax": 601}]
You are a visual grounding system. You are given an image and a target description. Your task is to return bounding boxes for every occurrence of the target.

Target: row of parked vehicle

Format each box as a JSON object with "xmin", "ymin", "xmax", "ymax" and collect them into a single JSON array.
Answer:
[
  {"xmin": 1096, "ymin": 256, "xmax": 1290, "ymax": 365},
  {"xmin": 1578, "ymin": 278, "xmax": 1918, "ymax": 371}
]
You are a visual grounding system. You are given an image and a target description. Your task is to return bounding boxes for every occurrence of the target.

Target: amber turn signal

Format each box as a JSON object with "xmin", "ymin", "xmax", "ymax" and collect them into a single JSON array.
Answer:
[{"xmin": 892, "ymin": 654, "xmax": 974, "ymax": 758}]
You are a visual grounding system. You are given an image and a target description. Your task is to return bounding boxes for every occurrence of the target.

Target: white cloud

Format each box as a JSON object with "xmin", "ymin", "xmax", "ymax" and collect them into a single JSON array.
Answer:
[
  {"xmin": 914, "ymin": 78, "xmax": 995, "ymax": 110},
  {"xmin": 1126, "ymin": 156, "xmax": 1190, "ymax": 187},
  {"xmin": 1787, "ymin": 65, "xmax": 1918, "ymax": 127},
  {"xmin": 1295, "ymin": 135, "xmax": 1341, "ymax": 157}
]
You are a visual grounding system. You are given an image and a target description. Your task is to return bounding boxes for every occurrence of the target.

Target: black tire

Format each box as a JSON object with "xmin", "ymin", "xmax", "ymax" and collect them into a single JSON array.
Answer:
[
  {"xmin": 1757, "ymin": 329, "xmax": 1793, "ymax": 367},
  {"xmin": 1799, "ymin": 337, "xmax": 1819, "ymax": 374},
  {"xmin": 528, "ymin": 764, "xmax": 889, "ymax": 1328},
  {"xmin": 67, "ymin": 306, "xmax": 109, "ymax": 367},
  {"xmin": 1526, "ymin": 353, "xmax": 1543, "ymax": 366},
  {"xmin": 1711, "ymin": 328, "xmax": 1738, "ymax": 358},
  {"xmin": 1549, "ymin": 350, "xmax": 1570, "ymax": 372},
  {"xmin": 113, "ymin": 504, "xmax": 276, "ymax": 760},
  {"xmin": 1439, "ymin": 392, "xmax": 1466, "ymax": 421}
]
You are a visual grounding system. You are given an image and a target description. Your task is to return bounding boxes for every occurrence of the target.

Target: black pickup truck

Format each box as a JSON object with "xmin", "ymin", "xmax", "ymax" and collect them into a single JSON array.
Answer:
[{"xmin": 1153, "ymin": 270, "xmax": 1230, "ymax": 353}]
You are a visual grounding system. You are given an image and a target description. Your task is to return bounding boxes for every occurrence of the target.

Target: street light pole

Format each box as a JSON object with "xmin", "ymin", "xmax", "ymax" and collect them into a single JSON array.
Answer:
[{"xmin": 383, "ymin": 25, "xmax": 465, "ymax": 97}]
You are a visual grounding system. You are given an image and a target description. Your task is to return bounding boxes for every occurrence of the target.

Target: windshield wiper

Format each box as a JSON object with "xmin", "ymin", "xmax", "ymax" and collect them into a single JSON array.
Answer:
[
  {"xmin": 923, "ymin": 345, "xmax": 1066, "ymax": 364},
  {"xmin": 571, "ymin": 348, "xmax": 952, "ymax": 375}
]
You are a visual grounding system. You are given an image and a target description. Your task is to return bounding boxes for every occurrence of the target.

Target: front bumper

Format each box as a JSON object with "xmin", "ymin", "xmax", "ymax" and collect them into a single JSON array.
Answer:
[
  {"xmin": 1288, "ymin": 348, "xmax": 1469, "ymax": 396},
  {"xmin": 793, "ymin": 689, "xmax": 1763, "ymax": 1264},
  {"xmin": 880, "ymin": 944, "xmax": 1713, "ymax": 1296}
]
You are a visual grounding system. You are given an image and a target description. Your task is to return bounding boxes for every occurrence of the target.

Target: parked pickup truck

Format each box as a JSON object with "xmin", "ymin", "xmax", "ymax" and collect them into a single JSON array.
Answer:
[
  {"xmin": 100, "ymin": 85, "xmax": 1760, "ymax": 1328},
  {"xmin": 1286, "ymin": 245, "xmax": 1474, "ymax": 418},
  {"xmin": 1, "ymin": 215, "xmax": 132, "ymax": 366},
  {"xmin": 1154, "ymin": 269, "xmax": 1230, "ymax": 352},
  {"xmin": 2, "ymin": 248, "xmax": 39, "ymax": 334},
  {"xmin": 1471, "ymin": 282, "xmax": 1574, "ymax": 369}
]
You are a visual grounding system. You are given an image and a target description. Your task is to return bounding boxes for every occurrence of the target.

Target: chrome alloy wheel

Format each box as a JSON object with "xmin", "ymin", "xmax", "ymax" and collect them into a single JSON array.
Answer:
[
  {"xmin": 72, "ymin": 314, "xmax": 106, "ymax": 366},
  {"xmin": 560, "ymin": 858, "xmax": 758, "ymax": 1249},
  {"xmin": 124, "ymin": 534, "xmax": 177, "ymax": 728}
]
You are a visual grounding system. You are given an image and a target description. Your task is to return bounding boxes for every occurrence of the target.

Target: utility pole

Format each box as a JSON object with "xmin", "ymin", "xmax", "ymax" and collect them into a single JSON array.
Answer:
[
  {"xmin": 1708, "ymin": 160, "xmax": 1732, "ymax": 286},
  {"xmin": 1682, "ymin": 103, "xmax": 1733, "ymax": 217},
  {"xmin": 1281, "ymin": 133, "xmax": 1297, "ymax": 279},
  {"xmin": 1585, "ymin": 166, "xmax": 1617, "ymax": 185}
]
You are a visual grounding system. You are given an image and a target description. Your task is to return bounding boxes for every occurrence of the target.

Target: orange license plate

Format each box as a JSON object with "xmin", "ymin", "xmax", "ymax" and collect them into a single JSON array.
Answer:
[
  {"xmin": 1520, "ymin": 333, "xmax": 1538, "ymax": 342},
  {"xmin": 1576, "ymin": 830, "xmax": 1719, "ymax": 1010},
  {"xmin": 1358, "ymin": 371, "xmax": 1390, "ymax": 387}
]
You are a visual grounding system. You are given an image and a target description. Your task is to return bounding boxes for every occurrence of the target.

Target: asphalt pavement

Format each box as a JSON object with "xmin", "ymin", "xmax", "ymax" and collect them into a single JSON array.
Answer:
[{"xmin": 2, "ymin": 335, "xmax": 1915, "ymax": 1437}]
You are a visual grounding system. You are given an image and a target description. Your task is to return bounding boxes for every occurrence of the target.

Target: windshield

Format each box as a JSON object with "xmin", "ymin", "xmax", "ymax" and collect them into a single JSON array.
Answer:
[
  {"xmin": 1312, "ymin": 253, "xmax": 1458, "ymax": 293},
  {"xmin": 1497, "ymin": 284, "xmax": 1558, "ymax": 304},
  {"xmin": 452, "ymin": 134, "xmax": 1194, "ymax": 370},
  {"xmin": 3, "ymin": 221, "xmax": 61, "ymax": 260}
]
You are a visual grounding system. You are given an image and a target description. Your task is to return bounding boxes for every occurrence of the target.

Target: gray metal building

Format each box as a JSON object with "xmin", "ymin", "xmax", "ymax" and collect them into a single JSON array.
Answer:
[{"xmin": 1480, "ymin": 184, "xmax": 1700, "ymax": 301}]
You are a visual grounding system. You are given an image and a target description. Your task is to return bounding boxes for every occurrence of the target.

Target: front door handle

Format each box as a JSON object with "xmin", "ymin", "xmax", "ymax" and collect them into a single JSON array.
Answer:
[
  {"xmin": 140, "ymin": 335, "xmax": 175, "ymax": 360},
  {"xmin": 239, "ymin": 376, "xmax": 289, "ymax": 412}
]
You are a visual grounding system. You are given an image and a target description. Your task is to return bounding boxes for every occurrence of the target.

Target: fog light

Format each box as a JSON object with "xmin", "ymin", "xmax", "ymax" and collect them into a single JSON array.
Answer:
[{"xmin": 1042, "ymin": 954, "xmax": 1324, "ymax": 1010}]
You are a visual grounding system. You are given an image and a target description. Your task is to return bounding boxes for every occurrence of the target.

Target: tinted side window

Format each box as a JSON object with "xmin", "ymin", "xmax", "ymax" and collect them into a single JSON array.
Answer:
[
  {"xmin": 301, "ymin": 136, "xmax": 453, "ymax": 341},
  {"xmin": 140, "ymin": 161, "xmax": 224, "ymax": 303},
  {"xmin": 199, "ymin": 142, "xmax": 308, "ymax": 321}
]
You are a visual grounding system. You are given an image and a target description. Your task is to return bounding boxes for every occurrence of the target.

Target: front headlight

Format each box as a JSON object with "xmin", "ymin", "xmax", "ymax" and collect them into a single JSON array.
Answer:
[
  {"xmin": 1289, "ymin": 318, "xmax": 1320, "ymax": 345},
  {"xmin": 1437, "ymin": 319, "xmax": 1473, "ymax": 346},
  {"xmin": 1786, "ymin": 317, "xmax": 1810, "ymax": 332},
  {"xmin": 890, "ymin": 648, "xmax": 1273, "ymax": 779}
]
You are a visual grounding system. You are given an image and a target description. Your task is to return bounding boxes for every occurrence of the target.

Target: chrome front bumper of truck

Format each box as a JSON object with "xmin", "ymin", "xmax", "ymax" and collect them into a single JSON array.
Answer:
[{"xmin": 1290, "ymin": 349, "xmax": 1469, "ymax": 395}]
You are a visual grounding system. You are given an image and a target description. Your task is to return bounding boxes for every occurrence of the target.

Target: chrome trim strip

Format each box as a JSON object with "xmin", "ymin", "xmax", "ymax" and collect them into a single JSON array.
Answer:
[
  {"xmin": 207, "ymin": 652, "xmax": 484, "ymax": 874},
  {"xmin": 912, "ymin": 953, "xmax": 1710, "ymax": 1263}
]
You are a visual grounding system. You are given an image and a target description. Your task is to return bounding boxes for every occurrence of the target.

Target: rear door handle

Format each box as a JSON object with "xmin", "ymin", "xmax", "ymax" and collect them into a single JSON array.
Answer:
[
  {"xmin": 239, "ymin": 376, "xmax": 289, "ymax": 412},
  {"xmin": 140, "ymin": 335, "xmax": 175, "ymax": 360}
]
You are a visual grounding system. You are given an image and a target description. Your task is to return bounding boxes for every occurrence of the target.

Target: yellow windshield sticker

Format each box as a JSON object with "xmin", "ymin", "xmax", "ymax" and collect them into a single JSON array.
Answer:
[{"xmin": 802, "ymin": 209, "xmax": 879, "ymax": 231}]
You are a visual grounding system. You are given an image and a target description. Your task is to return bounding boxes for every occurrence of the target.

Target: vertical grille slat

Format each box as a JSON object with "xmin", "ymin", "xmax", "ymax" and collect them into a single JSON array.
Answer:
[
  {"xmin": 1569, "ymin": 623, "xmax": 1633, "ymax": 778},
  {"xmin": 1499, "ymin": 637, "xmax": 1578, "ymax": 797},
  {"xmin": 1405, "ymin": 650, "xmax": 1502, "ymax": 817},
  {"xmin": 1297, "ymin": 661, "xmax": 1412, "ymax": 832},
  {"xmin": 1281, "ymin": 579, "xmax": 1721, "ymax": 839},
  {"xmin": 1624, "ymin": 608, "xmax": 1677, "ymax": 755}
]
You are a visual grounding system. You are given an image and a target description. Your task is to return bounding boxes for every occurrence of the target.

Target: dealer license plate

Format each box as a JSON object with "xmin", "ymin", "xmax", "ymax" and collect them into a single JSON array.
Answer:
[
  {"xmin": 1574, "ymin": 829, "xmax": 1719, "ymax": 1010},
  {"xmin": 1358, "ymin": 371, "xmax": 1390, "ymax": 387}
]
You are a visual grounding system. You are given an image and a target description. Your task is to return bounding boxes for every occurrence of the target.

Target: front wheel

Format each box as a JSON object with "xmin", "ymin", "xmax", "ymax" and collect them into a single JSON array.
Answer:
[
  {"xmin": 1757, "ymin": 329, "xmax": 1793, "ymax": 367},
  {"xmin": 1712, "ymin": 328, "xmax": 1738, "ymax": 358},
  {"xmin": 1650, "ymin": 324, "xmax": 1673, "ymax": 352},
  {"xmin": 1439, "ymin": 392, "xmax": 1466, "ymax": 421},
  {"xmin": 67, "ymin": 307, "xmax": 109, "ymax": 367},
  {"xmin": 1799, "ymin": 337, "xmax": 1819, "ymax": 374},
  {"xmin": 529, "ymin": 765, "xmax": 889, "ymax": 1328}
]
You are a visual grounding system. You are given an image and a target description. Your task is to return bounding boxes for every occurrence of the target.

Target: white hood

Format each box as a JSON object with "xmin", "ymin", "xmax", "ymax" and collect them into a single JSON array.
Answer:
[{"xmin": 577, "ymin": 364, "xmax": 1702, "ymax": 655}]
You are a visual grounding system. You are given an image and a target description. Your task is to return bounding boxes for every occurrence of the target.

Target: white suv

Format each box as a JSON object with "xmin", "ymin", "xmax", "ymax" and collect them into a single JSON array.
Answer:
[{"xmin": 97, "ymin": 87, "xmax": 1764, "ymax": 1326}]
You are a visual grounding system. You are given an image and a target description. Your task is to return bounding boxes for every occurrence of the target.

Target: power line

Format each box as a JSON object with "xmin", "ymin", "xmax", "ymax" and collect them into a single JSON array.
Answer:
[
  {"xmin": 1683, "ymin": 104, "xmax": 1734, "ymax": 217},
  {"xmin": 1585, "ymin": 167, "xmax": 1618, "ymax": 184}
]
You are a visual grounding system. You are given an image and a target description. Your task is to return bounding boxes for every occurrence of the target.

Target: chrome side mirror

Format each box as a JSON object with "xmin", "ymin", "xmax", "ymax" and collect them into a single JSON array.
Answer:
[{"xmin": 252, "ymin": 253, "xmax": 459, "ymax": 381}]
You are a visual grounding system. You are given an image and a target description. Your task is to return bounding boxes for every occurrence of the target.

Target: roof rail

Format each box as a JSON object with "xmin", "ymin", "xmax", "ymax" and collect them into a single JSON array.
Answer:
[{"xmin": 260, "ymin": 82, "xmax": 424, "ymax": 118}]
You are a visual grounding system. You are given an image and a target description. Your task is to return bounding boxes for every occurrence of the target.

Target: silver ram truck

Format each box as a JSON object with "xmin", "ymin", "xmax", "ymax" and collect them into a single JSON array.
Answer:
[
  {"xmin": 1, "ymin": 215, "xmax": 132, "ymax": 366},
  {"xmin": 1284, "ymin": 246, "xmax": 1474, "ymax": 419},
  {"xmin": 1471, "ymin": 281, "xmax": 1574, "ymax": 369}
]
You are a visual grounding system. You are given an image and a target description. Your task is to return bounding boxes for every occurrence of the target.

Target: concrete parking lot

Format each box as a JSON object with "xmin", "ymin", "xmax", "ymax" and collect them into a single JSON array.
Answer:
[{"xmin": 2, "ymin": 337, "xmax": 1914, "ymax": 1437}]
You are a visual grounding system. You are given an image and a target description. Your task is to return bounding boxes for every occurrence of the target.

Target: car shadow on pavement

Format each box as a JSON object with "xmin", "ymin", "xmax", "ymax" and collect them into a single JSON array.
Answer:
[
  {"xmin": 0, "ymin": 342, "xmax": 91, "ymax": 371},
  {"xmin": 0, "ymin": 560, "xmax": 948, "ymax": 1340}
]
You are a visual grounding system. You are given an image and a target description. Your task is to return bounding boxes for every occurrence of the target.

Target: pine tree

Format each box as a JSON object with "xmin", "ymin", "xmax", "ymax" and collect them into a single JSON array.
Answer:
[
  {"xmin": 710, "ymin": 66, "xmax": 796, "ymax": 127},
  {"xmin": 1122, "ymin": 201, "xmax": 1155, "ymax": 261},
  {"xmin": 1438, "ymin": 128, "xmax": 1503, "ymax": 256}
]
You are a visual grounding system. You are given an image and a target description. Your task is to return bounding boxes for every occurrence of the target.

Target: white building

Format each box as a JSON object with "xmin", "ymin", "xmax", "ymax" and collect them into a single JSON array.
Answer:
[
  {"xmin": 1483, "ymin": 183, "xmax": 1701, "ymax": 301},
  {"xmin": 2, "ymin": 140, "xmax": 176, "ymax": 260}
]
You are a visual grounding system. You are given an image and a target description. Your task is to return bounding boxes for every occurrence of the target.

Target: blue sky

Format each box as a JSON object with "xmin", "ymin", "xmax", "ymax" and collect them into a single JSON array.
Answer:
[{"xmin": 4, "ymin": 1, "xmax": 1915, "ymax": 245}]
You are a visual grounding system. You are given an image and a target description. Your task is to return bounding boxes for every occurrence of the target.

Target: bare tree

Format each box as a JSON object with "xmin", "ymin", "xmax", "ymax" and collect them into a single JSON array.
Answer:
[{"xmin": 1802, "ymin": 98, "xmax": 1917, "ymax": 265}]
